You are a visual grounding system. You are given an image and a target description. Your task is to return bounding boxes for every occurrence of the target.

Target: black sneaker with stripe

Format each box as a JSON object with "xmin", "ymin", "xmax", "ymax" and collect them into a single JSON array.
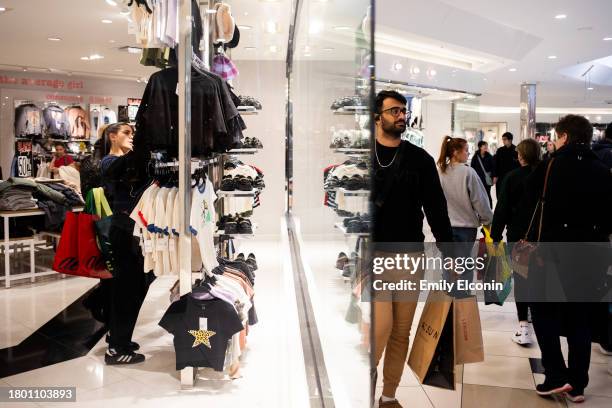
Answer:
[{"xmin": 104, "ymin": 348, "xmax": 145, "ymax": 365}]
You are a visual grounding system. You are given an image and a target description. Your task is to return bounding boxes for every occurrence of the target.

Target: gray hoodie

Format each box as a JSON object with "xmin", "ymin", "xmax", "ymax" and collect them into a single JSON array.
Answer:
[{"xmin": 438, "ymin": 163, "xmax": 493, "ymax": 228}]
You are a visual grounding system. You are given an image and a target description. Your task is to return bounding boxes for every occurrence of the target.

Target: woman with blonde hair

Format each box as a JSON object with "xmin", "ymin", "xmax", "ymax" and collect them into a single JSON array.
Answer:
[{"xmin": 437, "ymin": 136, "xmax": 493, "ymax": 294}]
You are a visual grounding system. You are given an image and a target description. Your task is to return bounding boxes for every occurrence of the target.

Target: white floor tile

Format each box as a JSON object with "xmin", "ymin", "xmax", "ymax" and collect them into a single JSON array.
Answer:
[
  {"xmin": 0, "ymin": 320, "xmax": 34, "ymax": 348},
  {"xmin": 479, "ymin": 311, "xmax": 521, "ymax": 332},
  {"xmin": 586, "ymin": 363, "xmax": 612, "ymax": 398},
  {"xmin": 463, "ymin": 355, "xmax": 535, "ymax": 390},
  {"xmin": 482, "ymin": 330, "xmax": 541, "ymax": 359},
  {"xmin": 3, "ymin": 356, "xmax": 128, "ymax": 392}
]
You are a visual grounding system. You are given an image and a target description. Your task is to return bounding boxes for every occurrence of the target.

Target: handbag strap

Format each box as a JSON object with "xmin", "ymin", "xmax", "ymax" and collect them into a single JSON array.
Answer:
[
  {"xmin": 523, "ymin": 158, "xmax": 555, "ymax": 241},
  {"xmin": 477, "ymin": 154, "xmax": 488, "ymax": 175}
]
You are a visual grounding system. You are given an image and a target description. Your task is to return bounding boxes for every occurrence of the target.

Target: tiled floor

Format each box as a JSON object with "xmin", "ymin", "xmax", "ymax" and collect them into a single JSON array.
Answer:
[{"xmin": 1, "ymin": 238, "xmax": 611, "ymax": 407}]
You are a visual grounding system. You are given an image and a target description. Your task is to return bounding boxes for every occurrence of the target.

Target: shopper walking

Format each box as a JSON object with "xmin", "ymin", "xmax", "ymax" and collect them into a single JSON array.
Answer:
[
  {"xmin": 48, "ymin": 142, "xmax": 74, "ymax": 175},
  {"xmin": 592, "ymin": 122, "xmax": 612, "ymax": 168},
  {"xmin": 543, "ymin": 140, "xmax": 556, "ymax": 161},
  {"xmin": 372, "ymin": 91, "xmax": 453, "ymax": 408},
  {"xmin": 100, "ymin": 122, "xmax": 151, "ymax": 366},
  {"xmin": 519, "ymin": 115, "xmax": 612, "ymax": 402},
  {"xmin": 470, "ymin": 141, "xmax": 494, "ymax": 207},
  {"xmin": 490, "ymin": 138, "xmax": 541, "ymax": 345},
  {"xmin": 438, "ymin": 136, "xmax": 493, "ymax": 295},
  {"xmin": 492, "ymin": 132, "xmax": 519, "ymax": 200}
]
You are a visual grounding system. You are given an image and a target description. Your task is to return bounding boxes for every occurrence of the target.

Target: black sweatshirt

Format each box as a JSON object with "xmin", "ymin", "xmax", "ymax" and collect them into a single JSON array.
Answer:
[
  {"xmin": 373, "ymin": 140, "xmax": 453, "ymax": 251},
  {"xmin": 492, "ymin": 144, "xmax": 519, "ymax": 184}
]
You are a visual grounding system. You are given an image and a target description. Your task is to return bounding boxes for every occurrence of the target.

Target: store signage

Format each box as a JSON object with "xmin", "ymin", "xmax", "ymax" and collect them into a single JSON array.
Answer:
[
  {"xmin": 0, "ymin": 74, "xmax": 85, "ymax": 90},
  {"xmin": 44, "ymin": 94, "xmax": 113, "ymax": 104}
]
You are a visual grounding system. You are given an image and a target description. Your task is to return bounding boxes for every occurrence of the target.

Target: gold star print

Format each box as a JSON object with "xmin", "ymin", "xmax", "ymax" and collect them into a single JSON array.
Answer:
[{"xmin": 188, "ymin": 329, "xmax": 216, "ymax": 348}]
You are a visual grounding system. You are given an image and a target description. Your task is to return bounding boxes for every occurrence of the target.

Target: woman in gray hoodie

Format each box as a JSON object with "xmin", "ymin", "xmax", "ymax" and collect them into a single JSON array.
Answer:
[{"xmin": 437, "ymin": 136, "xmax": 493, "ymax": 294}]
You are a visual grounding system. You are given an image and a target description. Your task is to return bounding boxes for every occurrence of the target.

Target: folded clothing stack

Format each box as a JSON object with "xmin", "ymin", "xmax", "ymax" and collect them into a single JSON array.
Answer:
[{"xmin": 238, "ymin": 95, "xmax": 263, "ymax": 110}]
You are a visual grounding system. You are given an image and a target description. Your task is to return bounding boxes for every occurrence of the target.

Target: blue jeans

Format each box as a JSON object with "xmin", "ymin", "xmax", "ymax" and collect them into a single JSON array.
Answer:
[{"xmin": 443, "ymin": 227, "xmax": 477, "ymax": 297}]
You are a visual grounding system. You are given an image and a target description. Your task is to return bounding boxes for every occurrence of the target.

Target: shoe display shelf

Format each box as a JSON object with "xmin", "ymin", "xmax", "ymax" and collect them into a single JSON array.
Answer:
[{"xmin": 334, "ymin": 222, "xmax": 369, "ymax": 238}]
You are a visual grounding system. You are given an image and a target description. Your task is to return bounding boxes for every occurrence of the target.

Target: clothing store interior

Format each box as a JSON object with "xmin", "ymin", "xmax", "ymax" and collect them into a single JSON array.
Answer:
[{"xmin": 0, "ymin": 0, "xmax": 611, "ymax": 407}]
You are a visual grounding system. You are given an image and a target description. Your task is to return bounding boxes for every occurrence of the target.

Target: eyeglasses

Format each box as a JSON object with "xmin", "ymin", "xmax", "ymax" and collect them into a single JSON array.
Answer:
[{"xmin": 381, "ymin": 107, "xmax": 410, "ymax": 117}]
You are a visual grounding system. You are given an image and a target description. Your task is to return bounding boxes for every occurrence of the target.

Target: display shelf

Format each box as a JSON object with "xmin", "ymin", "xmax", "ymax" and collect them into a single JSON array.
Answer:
[
  {"xmin": 215, "ymin": 223, "xmax": 258, "ymax": 238},
  {"xmin": 237, "ymin": 106, "xmax": 260, "ymax": 115},
  {"xmin": 332, "ymin": 106, "xmax": 369, "ymax": 115},
  {"xmin": 226, "ymin": 148, "xmax": 260, "ymax": 155},
  {"xmin": 333, "ymin": 148, "xmax": 370, "ymax": 154},
  {"xmin": 49, "ymin": 138, "xmax": 92, "ymax": 143},
  {"xmin": 334, "ymin": 222, "xmax": 369, "ymax": 237},
  {"xmin": 217, "ymin": 189, "xmax": 257, "ymax": 197},
  {"xmin": 325, "ymin": 187, "xmax": 369, "ymax": 196}
]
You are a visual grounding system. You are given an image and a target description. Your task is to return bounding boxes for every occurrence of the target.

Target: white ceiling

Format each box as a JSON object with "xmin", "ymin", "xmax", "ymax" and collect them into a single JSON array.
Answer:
[
  {"xmin": 0, "ymin": 0, "xmax": 610, "ymax": 108},
  {"xmin": 376, "ymin": 0, "xmax": 612, "ymax": 108}
]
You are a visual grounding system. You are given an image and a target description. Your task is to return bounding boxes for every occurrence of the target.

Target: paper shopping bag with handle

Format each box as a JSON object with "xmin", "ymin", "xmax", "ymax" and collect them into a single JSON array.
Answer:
[
  {"xmin": 408, "ymin": 290, "xmax": 456, "ymax": 390},
  {"xmin": 454, "ymin": 296, "xmax": 484, "ymax": 364}
]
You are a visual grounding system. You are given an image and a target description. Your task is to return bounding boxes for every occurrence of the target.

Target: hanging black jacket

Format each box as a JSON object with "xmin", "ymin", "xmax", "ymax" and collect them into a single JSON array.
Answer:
[
  {"xmin": 492, "ymin": 144, "xmax": 519, "ymax": 184},
  {"xmin": 470, "ymin": 152, "xmax": 494, "ymax": 187},
  {"xmin": 592, "ymin": 138, "xmax": 612, "ymax": 169}
]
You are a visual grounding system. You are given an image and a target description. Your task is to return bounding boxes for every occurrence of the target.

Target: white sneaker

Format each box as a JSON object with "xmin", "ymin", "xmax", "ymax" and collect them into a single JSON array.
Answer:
[
  {"xmin": 597, "ymin": 344, "xmax": 612, "ymax": 356},
  {"xmin": 511, "ymin": 323, "xmax": 533, "ymax": 345}
]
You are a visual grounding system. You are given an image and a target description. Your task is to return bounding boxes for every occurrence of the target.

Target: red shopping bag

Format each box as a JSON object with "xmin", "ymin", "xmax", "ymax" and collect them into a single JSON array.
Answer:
[
  {"xmin": 52, "ymin": 211, "xmax": 112, "ymax": 279},
  {"xmin": 77, "ymin": 213, "xmax": 112, "ymax": 279},
  {"xmin": 52, "ymin": 211, "xmax": 80, "ymax": 275}
]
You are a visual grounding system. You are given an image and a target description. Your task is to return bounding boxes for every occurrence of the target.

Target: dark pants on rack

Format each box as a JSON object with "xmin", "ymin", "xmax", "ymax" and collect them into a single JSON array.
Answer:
[
  {"xmin": 531, "ymin": 302, "xmax": 592, "ymax": 393},
  {"xmin": 103, "ymin": 215, "xmax": 152, "ymax": 350}
]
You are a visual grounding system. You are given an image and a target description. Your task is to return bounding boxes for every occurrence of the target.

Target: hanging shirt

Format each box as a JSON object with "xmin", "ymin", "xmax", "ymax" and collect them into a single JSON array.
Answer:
[
  {"xmin": 158, "ymin": 295, "xmax": 243, "ymax": 371},
  {"xmin": 15, "ymin": 104, "xmax": 43, "ymax": 137},
  {"xmin": 65, "ymin": 106, "xmax": 91, "ymax": 139},
  {"xmin": 189, "ymin": 178, "xmax": 219, "ymax": 274},
  {"xmin": 43, "ymin": 105, "xmax": 70, "ymax": 138}
]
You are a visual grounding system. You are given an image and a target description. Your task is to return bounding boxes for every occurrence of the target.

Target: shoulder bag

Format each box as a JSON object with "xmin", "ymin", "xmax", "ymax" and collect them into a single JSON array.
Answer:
[
  {"xmin": 510, "ymin": 158, "xmax": 555, "ymax": 279},
  {"xmin": 476, "ymin": 155, "xmax": 493, "ymax": 186}
]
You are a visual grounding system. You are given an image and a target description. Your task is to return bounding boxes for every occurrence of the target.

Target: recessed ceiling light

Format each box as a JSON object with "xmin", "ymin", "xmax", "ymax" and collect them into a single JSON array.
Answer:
[
  {"xmin": 509, "ymin": 68, "xmax": 517, "ymax": 72},
  {"xmin": 81, "ymin": 56, "xmax": 90, "ymax": 60},
  {"xmin": 265, "ymin": 21, "xmax": 279, "ymax": 34},
  {"xmin": 205, "ymin": 9, "xmax": 216, "ymax": 14},
  {"xmin": 410, "ymin": 66, "xmax": 420, "ymax": 75},
  {"xmin": 113, "ymin": 69, "xmax": 124, "ymax": 72},
  {"xmin": 245, "ymin": 47, "xmax": 256, "ymax": 51},
  {"xmin": 47, "ymin": 37, "xmax": 62, "ymax": 41},
  {"xmin": 427, "ymin": 68, "xmax": 437, "ymax": 77},
  {"xmin": 269, "ymin": 45, "xmax": 278, "ymax": 53},
  {"xmin": 309, "ymin": 20, "xmax": 323, "ymax": 35},
  {"xmin": 105, "ymin": 0, "xmax": 118, "ymax": 6},
  {"xmin": 238, "ymin": 25, "xmax": 252, "ymax": 30},
  {"xmin": 101, "ymin": 19, "xmax": 113, "ymax": 24},
  {"xmin": 333, "ymin": 26, "xmax": 351, "ymax": 31},
  {"xmin": 127, "ymin": 46, "xmax": 142, "ymax": 54},
  {"xmin": 304, "ymin": 53, "xmax": 312, "ymax": 57},
  {"xmin": 587, "ymin": 87, "xmax": 594, "ymax": 91},
  {"xmin": 22, "ymin": 67, "xmax": 27, "ymax": 72},
  {"xmin": 603, "ymin": 37, "xmax": 612, "ymax": 41},
  {"xmin": 554, "ymin": 14, "xmax": 567, "ymax": 19},
  {"xmin": 120, "ymin": 9, "xmax": 131, "ymax": 16},
  {"xmin": 392, "ymin": 62, "xmax": 403, "ymax": 71},
  {"xmin": 89, "ymin": 54, "xmax": 104, "ymax": 60},
  {"xmin": 0, "ymin": 7, "xmax": 6, "ymax": 12},
  {"xmin": 548, "ymin": 55, "xmax": 557, "ymax": 59}
]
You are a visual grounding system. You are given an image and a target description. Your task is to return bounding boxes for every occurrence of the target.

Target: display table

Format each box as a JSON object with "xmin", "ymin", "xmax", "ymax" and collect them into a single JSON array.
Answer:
[{"xmin": 1, "ymin": 207, "xmax": 83, "ymax": 288}]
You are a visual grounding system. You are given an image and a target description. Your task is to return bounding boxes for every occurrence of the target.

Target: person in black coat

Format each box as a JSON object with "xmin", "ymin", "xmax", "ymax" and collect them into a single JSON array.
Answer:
[
  {"xmin": 471, "ymin": 141, "xmax": 494, "ymax": 207},
  {"xmin": 491, "ymin": 138, "xmax": 541, "ymax": 346},
  {"xmin": 517, "ymin": 115, "xmax": 612, "ymax": 401},
  {"xmin": 492, "ymin": 132, "xmax": 520, "ymax": 200},
  {"xmin": 592, "ymin": 122, "xmax": 612, "ymax": 168}
]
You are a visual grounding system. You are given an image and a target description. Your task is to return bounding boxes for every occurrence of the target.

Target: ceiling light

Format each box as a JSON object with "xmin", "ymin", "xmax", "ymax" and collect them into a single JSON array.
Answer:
[
  {"xmin": 127, "ymin": 46, "xmax": 142, "ymax": 54},
  {"xmin": 22, "ymin": 67, "xmax": 27, "ymax": 72},
  {"xmin": 101, "ymin": 19, "xmax": 113, "ymax": 24},
  {"xmin": 585, "ymin": 115, "xmax": 591, "ymax": 120},
  {"xmin": 0, "ymin": 7, "xmax": 6, "ymax": 12},
  {"xmin": 120, "ymin": 9, "xmax": 131, "ymax": 16},
  {"xmin": 427, "ymin": 69, "xmax": 437, "ymax": 77},
  {"xmin": 333, "ymin": 26, "xmax": 351, "ymax": 31},
  {"xmin": 603, "ymin": 37, "xmax": 612, "ymax": 41},
  {"xmin": 509, "ymin": 68, "xmax": 517, "ymax": 72},
  {"xmin": 265, "ymin": 21, "xmax": 279, "ymax": 34},
  {"xmin": 269, "ymin": 45, "xmax": 278, "ymax": 53},
  {"xmin": 238, "ymin": 25, "xmax": 252, "ymax": 30},
  {"xmin": 392, "ymin": 62, "xmax": 403, "ymax": 71},
  {"xmin": 105, "ymin": 0, "xmax": 118, "ymax": 6},
  {"xmin": 587, "ymin": 86, "xmax": 594, "ymax": 91},
  {"xmin": 205, "ymin": 9, "xmax": 216, "ymax": 14},
  {"xmin": 89, "ymin": 54, "xmax": 104, "ymax": 60},
  {"xmin": 245, "ymin": 47, "xmax": 256, "ymax": 51},
  {"xmin": 304, "ymin": 45, "xmax": 311, "ymax": 53},
  {"xmin": 410, "ymin": 66, "xmax": 420, "ymax": 75},
  {"xmin": 47, "ymin": 37, "xmax": 62, "ymax": 41},
  {"xmin": 136, "ymin": 78, "xmax": 141, "ymax": 83},
  {"xmin": 554, "ymin": 14, "xmax": 567, "ymax": 19},
  {"xmin": 304, "ymin": 53, "xmax": 312, "ymax": 57},
  {"xmin": 596, "ymin": 116, "xmax": 602, "ymax": 121},
  {"xmin": 309, "ymin": 20, "xmax": 323, "ymax": 35},
  {"xmin": 113, "ymin": 69, "xmax": 124, "ymax": 72},
  {"xmin": 548, "ymin": 55, "xmax": 557, "ymax": 59},
  {"xmin": 81, "ymin": 56, "xmax": 90, "ymax": 60},
  {"xmin": 483, "ymin": 78, "xmax": 488, "ymax": 81}
]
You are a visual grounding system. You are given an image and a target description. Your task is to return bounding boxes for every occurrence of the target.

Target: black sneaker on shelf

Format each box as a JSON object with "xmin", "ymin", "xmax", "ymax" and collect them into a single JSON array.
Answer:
[
  {"xmin": 246, "ymin": 253, "xmax": 258, "ymax": 271},
  {"xmin": 104, "ymin": 348, "xmax": 145, "ymax": 365},
  {"xmin": 342, "ymin": 264, "xmax": 353, "ymax": 278},
  {"xmin": 251, "ymin": 137, "xmax": 263, "ymax": 148},
  {"xmin": 535, "ymin": 381, "xmax": 572, "ymax": 396},
  {"xmin": 237, "ymin": 218, "xmax": 253, "ymax": 234},
  {"xmin": 220, "ymin": 177, "xmax": 236, "ymax": 191},
  {"xmin": 345, "ymin": 175, "xmax": 366, "ymax": 191},
  {"xmin": 346, "ymin": 220, "xmax": 363, "ymax": 233},
  {"xmin": 235, "ymin": 176, "xmax": 253, "ymax": 191},
  {"xmin": 336, "ymin": 252, "xmax": 349, "ymax": 270},
  {"xmin": 236, "ymin": 253, "xmax": 245, "ymax": 262},
  {"xmin": 224, "ymin": 219, "xmax": 238, "ymax": 234},
  {"xmin": 105, "ymin": 335, "xmax": 140, "ymax": 351}
]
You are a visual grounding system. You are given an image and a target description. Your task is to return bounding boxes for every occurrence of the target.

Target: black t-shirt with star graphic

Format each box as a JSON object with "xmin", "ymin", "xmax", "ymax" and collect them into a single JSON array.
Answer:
[{"xmin": 159, "ymin": 295, "xmax": 244, "ymax": 371}]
